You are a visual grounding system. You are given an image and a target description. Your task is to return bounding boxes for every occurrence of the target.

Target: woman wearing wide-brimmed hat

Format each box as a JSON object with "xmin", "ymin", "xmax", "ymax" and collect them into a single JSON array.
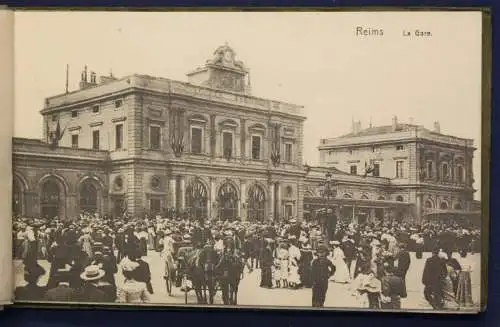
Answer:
[{"xmin": 116, "ymin": 259, "xmax": 151, "ymax": 303}]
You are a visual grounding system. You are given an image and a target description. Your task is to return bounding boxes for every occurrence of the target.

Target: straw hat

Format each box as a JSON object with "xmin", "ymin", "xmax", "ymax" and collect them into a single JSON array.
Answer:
[{"xmin": 80, "ymin": 265, "xmax": 105, "ymax": 281}]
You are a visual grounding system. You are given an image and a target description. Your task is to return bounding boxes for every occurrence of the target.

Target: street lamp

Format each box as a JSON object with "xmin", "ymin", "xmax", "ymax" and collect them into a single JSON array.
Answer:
[{"xmin": 323, "ymin": 171, "xmax": 336, "ymax": 200}]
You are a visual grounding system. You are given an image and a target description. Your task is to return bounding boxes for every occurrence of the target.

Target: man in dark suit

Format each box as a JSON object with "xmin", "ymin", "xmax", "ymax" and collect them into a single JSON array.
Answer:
[
  {"xmin": 44, "ymin": 268, "xmax": 76, "ymax": 302},
  {"xmin": 75, "ymin": 265, "xmax": 108, "ymax": 303},
  {"xmin": 394, "ymin": 242, "xmax": 411, "ymax": 298},
  {"xmin": 311, "ymin": 245, "xmax": 335, "ymax": 307},
  {"xmin": 422, "ymin": 248, "xmax": 447, "ymax": 309}
]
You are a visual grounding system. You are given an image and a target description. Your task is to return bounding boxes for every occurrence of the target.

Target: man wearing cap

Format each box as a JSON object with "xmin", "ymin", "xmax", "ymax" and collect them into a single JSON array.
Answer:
[{"xmin": 311, "ymin": 245, "xmax": 335, "ymax": 307}]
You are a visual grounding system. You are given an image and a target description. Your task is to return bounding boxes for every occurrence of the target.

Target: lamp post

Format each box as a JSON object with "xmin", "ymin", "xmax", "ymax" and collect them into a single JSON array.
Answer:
[{"xmin": 322, "ymin": 171, "xmax": 337, "ymax": 242}]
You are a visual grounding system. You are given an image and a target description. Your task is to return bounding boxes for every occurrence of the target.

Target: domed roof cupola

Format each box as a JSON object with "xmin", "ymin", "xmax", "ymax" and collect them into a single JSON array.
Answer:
[{"xmin": 187, "ymin": 43, "xmax": 251, "ymax": 94}]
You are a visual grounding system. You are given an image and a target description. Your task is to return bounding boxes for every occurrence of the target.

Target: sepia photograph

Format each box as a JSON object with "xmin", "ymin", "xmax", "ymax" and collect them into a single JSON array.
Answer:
[{"xmin": 11, "ymin": 10, "xmax": 485, "ymax": 312}]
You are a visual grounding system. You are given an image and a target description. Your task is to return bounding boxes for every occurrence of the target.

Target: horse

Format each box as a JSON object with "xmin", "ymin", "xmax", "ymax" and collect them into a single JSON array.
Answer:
[
  {"xmin": 215, "ymin": 241, "xmax": 246, "ymax": 305},
  {"xmin": 184, "ymin": 245, "xmax": 220, "ymax": 304}
]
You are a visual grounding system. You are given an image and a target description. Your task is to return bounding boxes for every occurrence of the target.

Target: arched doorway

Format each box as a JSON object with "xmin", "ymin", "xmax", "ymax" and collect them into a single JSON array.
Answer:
[
  {"xmin": 185, "ymin": 179, "xmax": 208, "ymax": 221},
  {"xmin": 218, "ymin": 182, "xmax": 238, "ymax": 221},
  {"xmin": 79, "ymin": 182, "xmax": 99, "ymax": 215},
  {"xmin": 40, "ymin": 179, "xmax": 62, "ymax": 219},
  {"xmin": 13, "ymin": 177, "xmax": 24, "ymax": 217},
  {"xmin": 248, "ymin": 184, "xmax": 265, "ymax": 222}
]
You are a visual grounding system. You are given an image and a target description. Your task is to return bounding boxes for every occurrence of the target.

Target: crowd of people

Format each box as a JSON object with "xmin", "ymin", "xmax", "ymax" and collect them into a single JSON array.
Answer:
[{"xmin": 13, "ymin": 212, "xmax": 479, "ymax": 310}]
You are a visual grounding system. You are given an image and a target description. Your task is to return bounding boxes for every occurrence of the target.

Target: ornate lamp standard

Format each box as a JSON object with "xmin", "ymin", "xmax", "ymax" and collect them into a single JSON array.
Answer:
[{"xmin": 321, "ymin": 171, "xmax": 337, "ymax": 242}]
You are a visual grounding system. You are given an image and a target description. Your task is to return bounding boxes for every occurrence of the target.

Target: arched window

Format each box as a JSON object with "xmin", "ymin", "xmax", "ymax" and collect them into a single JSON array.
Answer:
[
  {"xmin": 41, "ymin": 179, "xmax": 61, "ymax": 219},
  {"xmin": 425, "ymin": 200, "xmax": 434, "ymax": 208},
  {"xmin": 377, "ymin": 196, "xmax": 385, "ymax": 200},
  {"xmin": 217, "ymin": 182, "xmax": 238, "ymax": 221},
  {"xmin": 361, "ymin": 194, "xmax": 369, "ymax": 200},
  {"xmin": 185, "ymin": 180, "xmax": 208, "ymax": 221},
  {"xmin": 79, "ymin": 182, "xmax": 98, "ymax": 214},
  {"xmin": 286, "ymin": 186, "xmax": 293, "ymax": 198},
  {"xmin": 248, "ymin": 184, "xmax": 266, "ymax": 222},
  {"xmin": 343, "ymin": 193, "xmax": 352, "ymax": 199},
  {"xmin": 396, "ymin": 195, "xmax": 404, "ymax": 202},
  {"xmin": 440, "ymin": 201, "xmax": 449, "ymax": 209},
  {"xmin": 12, "ymin": 178, "xmax": 23, "ymax": 216}
]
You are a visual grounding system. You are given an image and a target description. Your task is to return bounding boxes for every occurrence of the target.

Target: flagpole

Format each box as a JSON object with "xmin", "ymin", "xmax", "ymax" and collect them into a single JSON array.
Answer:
[{"xmin": 65, "ymin": 64, "xmax": 69, "ymax": 93}]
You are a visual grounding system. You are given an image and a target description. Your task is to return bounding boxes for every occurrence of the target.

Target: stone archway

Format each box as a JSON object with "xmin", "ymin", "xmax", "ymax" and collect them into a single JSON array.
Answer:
[
  {"xmin": 185, "ymin": 179, "xmax": 209, "ymax": 221},
  {"xmin": 247, "ymin": 184, "xmax": 266, "ymax": 222},
  {"xmin": 40, "ymin": 177, "xmax": 66, "ymax": 219},
  {"xmin": 78, "ymin": 176, "xmax": 105, "ymax": 216},
  {"xmin": 12, "ymin": 174, "xmax": 27, "ymax": 217},
  {"xmin": 217, "ymin": 181, "xmax": 239, "ymax": 221}
]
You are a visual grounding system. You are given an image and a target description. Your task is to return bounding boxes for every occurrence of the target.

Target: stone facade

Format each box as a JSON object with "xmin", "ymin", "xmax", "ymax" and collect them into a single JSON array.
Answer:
[{"xmin": 13, "ymin": 45, "xmax": 306, "ymax": 222}]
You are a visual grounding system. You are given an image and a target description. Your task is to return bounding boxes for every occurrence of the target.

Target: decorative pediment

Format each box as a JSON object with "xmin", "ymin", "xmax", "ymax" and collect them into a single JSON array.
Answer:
[
  {"xmin": 89, "ymin": 122, "xmax": 103, "ymax": 128},
  {"xmin": 68, "ymin": 126, "xmax": 81, "ymax": 132},
  {"xmin": 112, "ymin": 117, "xmax": 127, "ymax": 123},
  {"xmin": 248, "ymin": 123, "xmax": 266, "ymax": 134},
  {"xmin": 219, "ymin": 118, "xmax": 239, "ymax": 129},
  {"xmin": 283, "ymin": 127, "xmax": 295, "ymax": 137},
  {"xmin": 188, "ymin": 113, "xmax": 208, "ymax": 125},
  {"xmin": 148, "ymin": 107, "xmax": 163, "ymax": 118}
]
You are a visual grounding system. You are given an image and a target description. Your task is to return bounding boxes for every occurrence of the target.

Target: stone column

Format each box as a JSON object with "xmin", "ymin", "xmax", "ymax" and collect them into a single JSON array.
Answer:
[
  {"xmin": 169, "ymin": 177, "xmax": 177, "ymax": 210},
  {"xmin": 416, "ymin": 194, "xmax": 422, "ymax": 222},
  {"xmin": 240, "ymin": 180, "xmax": 247, "ymax": 221},
  {"xmin": 179, "ymin": 176, "xmax": 186, "ymax": 210},
  {"xmin": 240, "ymin": 118, "xmax": 246, "ymax": 160},
  {"xmin": 370, "ymin": 208, "xmax": 376, "ymax": 223},
  {"xmin": 275, "ymin": 183, "xmax": 281, "ymax": 220},
  {"xmin": 435, "ymin": 150, "xmax": 440, "ymax": 181},
  {"xmin": 352, "ymin": 205, "xmax": 356, "ymax": 224},
  {"xmin": 210, "ymin": 178, "xmax": 217, "ymax": 219},
  {"xmin": 210, "ymin": 114, "xmax": 216, "ymax": 159},
  {"xmin": 269, "ymin": 183, "xmax": 275, "ymax": 222}
]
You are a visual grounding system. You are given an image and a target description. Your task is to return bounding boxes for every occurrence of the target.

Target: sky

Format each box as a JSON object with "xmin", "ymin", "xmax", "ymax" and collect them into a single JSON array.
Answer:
[{"xmin": 13, "ymin": 11, "xmax": 483, "ymax": 197}]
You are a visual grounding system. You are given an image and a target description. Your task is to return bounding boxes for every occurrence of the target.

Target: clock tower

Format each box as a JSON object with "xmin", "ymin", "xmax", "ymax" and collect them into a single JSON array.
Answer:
[{"xmin": 186, "ymin": 43, "xmax": 251, "ymax": 94}]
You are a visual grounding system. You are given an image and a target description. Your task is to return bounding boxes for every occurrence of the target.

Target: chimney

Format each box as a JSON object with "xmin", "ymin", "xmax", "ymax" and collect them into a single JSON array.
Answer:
[
  {"xmin": 434, "ymin": 121, "xmax": 441, "ymax": 133},
  {"xmin": 392, "ymin": 115, "xmax": 398, "ymax": 131}
]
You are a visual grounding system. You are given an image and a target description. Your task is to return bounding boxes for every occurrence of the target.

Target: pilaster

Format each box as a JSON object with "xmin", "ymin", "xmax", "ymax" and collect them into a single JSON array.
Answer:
[{"xmin": 240, "ymin": 180, "xmax": 247, "ymax": 221}]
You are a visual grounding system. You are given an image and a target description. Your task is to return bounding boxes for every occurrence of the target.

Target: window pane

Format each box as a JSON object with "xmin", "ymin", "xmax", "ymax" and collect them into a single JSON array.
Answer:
[
  {"xmin": 285, "ymin": 143, "xmax": 292, "ymax": 162},
  {"xmin": 251, "ymin": 136, "xmax": 261, "ymax": 160},
  {"xmin": 115, "ymin": 124, "xmax": 123, "ymax": 150},
  {"xmin": 150, "ymin": 126, "xmax": 161, "ymax": 149},
  {"xmin": 92, "ymin": 130, "xmax": 99, "ymax": 150},
  {"xmin": 191, "ymin": 127, "xmax": 202, "ymax": 154},
  {"xmin": 71, "ymin": 134, "xmax": 78, "ymax": 148},
  {"xmin": 373, "ymin": 163, "xmax": 380, "ymax": 177},
  {"xmin": 223, "ymin": 132, "xmax": 232, "ymax": 155},
  {"xmin": 350, "ymin": 165, "xmax": 357, "ymax": 175}
]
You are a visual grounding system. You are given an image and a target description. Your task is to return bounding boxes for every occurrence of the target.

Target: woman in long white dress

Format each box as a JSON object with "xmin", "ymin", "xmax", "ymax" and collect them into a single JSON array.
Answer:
[{"xmin": 329, "ymin": 241, "xmax": 351, "ymax": 283}]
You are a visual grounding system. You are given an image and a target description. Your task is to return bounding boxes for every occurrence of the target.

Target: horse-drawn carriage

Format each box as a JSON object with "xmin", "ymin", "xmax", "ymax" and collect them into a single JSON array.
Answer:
[{"xmin": 163, "ymin": 239, "xmax": 246, "ymax": 305}]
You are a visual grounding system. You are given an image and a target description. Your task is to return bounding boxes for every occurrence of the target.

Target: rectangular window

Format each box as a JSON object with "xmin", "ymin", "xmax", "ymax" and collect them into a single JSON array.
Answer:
[
  {"xmin": 92, "ymin": 130, "xmax": 100, "ymax": 150},
  {"xmin": 149, "ymin": 125, "xmax": 161, "ymax": 150},
  {"xmin": 191, "ymin": 127, "xmax": 202, "ymax": 154},
  {"xmin": 396, "ymin": 145, "xmax": 404, "ymax": 151},
  {"xmin": 222, "ymin": 132, "xmax": 233, "ymax": 157},
  {"xmin": 457, "ymin": 166, "xmax": 464, "ymax": 182},
  {"xmin": 350, "ymin": 165, "xmax": 357, "ymax": 175},
  {"xmin": 373, "ymin": 163, "xmax": 380, "ymax": 177},
  {"xmin": 426, "ymin": 161, "xmax": 433, "ymax": 178},
  {"xmin": 115, "ymin": 124, "xmax": 123, "ymax": 150},
  {"xmin": 92, "ymin": 105, "xmax": 100, "ymax": 114},
  {"xmin": 71, "ymin": 134, "xmax": 78, "ymax": 148},
  {"xmin": 396, "ymin": 160, "xmax": 404, "ymax": 178},
  {"xmin": 150, "ymin": 199, "xmax": 161, "ymax": 215},
  {"xmin": 442, "ymin": 163, "xmax": 449, "ymax": 179},
  {"xmin": 71, "ymin": 110, "xmax": 78, "ymax": 118},
  {"xmin": 52, "ymin": 115, "xmax": 58, "ymax": 122},
  {"xmin": 251, "ymin": 135, "xmax": 261, "ymax": 160},
  {"xmin": 285, "ymin": 143, "xmax": 293, "ymax": 163},
  {"xmin": 115, "ymin": 99, "xmax": 123, "ymax": 108}
]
